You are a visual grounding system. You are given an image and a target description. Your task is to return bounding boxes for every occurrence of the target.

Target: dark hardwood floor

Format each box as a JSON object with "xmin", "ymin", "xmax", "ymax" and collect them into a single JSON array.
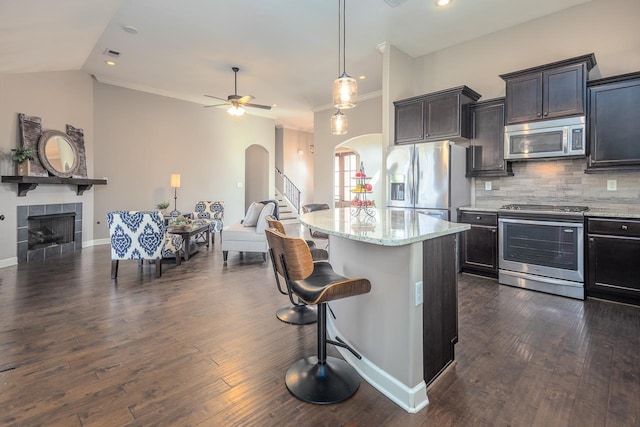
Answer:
[{"xmin": 1, "ymin": 226, "xmax": 638, "ymax": 426}]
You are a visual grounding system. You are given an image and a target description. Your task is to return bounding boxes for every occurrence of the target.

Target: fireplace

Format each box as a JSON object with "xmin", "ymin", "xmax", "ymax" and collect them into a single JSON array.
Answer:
[
  {"xmin": 28, "ymin": 213, "xmax": 76, "ymax": 250},
  {"xmin": 17, "ymin": 203, "xmax": 83, "ymax": 263}
]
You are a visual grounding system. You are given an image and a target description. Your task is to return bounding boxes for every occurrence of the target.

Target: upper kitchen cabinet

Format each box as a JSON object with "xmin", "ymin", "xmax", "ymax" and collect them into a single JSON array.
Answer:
[
  {"xmin": 500, "ymin": 54, "xmax": 596, "ymax": 125},
  {"xmin": 586, "ymin": 72, "xmax": 640, "ymax": 173},
  {"xmin": 394, "ymin": 86, "xmax": 481, "ymax": 144},
  {"xmin": 466, "ymin": 98, "xmax": 513, "ymax": 177}
]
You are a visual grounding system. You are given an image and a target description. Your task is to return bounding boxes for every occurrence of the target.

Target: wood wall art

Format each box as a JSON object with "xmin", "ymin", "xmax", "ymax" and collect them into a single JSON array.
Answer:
[
  {"xmin": 18, "ymin": 113, "xmax": 48, "ymax": 177},
  {"xmin": 66, "ymin": 124, "xmax": 88, "ymax": 178}
]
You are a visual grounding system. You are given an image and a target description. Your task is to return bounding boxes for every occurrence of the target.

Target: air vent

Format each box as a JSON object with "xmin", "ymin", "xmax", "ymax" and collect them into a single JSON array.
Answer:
[
  {"xmin": 384, "ymin": 0, "xmax": 407, "ymax": 7},
  {"xmin": 103, "ymin": 49, "xmax": 120, "ymax": 58}
]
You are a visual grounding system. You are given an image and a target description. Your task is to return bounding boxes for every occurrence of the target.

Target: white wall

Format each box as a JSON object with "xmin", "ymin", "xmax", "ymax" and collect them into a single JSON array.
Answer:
[
  {"xmin": 0, "ymin": 71, "xmax": 95, "ymax": 265},
  {"xmin": 93, "ymin": 82, "xmax": 275, "ymax": 239},
  {"xmin": 282, "ymin": 128, "xmax": 314, "ymax": 206}
]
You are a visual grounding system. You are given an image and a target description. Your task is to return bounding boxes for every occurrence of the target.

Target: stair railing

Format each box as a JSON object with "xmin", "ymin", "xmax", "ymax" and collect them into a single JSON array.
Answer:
[{"xmin": 276, "ymin": 167, "xmax": 301, "ymax": 214}]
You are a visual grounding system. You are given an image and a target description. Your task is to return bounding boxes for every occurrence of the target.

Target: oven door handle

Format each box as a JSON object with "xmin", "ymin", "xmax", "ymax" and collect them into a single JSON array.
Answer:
[{"xmin": 499, "ymin": 218, "xmax": 584, "ymax": 228}]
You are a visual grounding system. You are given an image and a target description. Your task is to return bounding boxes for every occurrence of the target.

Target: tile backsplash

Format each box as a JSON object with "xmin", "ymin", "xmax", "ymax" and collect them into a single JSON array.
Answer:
[{"xmin": 474, "ymin": 159, "xmax": 640, "ymax": 210}]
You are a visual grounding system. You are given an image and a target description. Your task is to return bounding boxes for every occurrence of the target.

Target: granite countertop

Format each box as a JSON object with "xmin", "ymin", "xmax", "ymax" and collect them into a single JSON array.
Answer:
[
  {"xmin": 458, "ymin": 206, "xmax": 500, "ymax": 213},
  {"xmin": 299, "ymin": 208, "xmax": 470, "ymax": 247},
  {"xmin": 585, "ymin": 207, "xmax": 640, "ymax": 219},
  {"xmin": 459, "ymin": 205, "xmax": 640, "ymax": 219}
]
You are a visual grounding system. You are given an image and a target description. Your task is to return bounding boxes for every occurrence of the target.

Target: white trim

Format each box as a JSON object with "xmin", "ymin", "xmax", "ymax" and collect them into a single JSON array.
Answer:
[
  {"xmin": 327, "ymin": 315, "xmax": 429, "ymax": 413},
  {"xmin": 86, "ymin": 238, "xmax": 110, "ymax": 247},
  {"xmin": 0, "ymin": 257, "xmax": 18, "ymax": 269}
]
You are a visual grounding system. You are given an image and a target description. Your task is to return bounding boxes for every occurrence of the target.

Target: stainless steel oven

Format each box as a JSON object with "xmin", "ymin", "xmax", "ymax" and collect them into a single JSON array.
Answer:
[{"xmin": 498, "ymin": 205, "xmax": 588, "ymax": 300}]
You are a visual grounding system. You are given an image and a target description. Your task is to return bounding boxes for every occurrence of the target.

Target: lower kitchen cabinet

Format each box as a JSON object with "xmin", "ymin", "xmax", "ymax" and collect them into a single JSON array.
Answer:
[
  {"xmin": 459, "ymin": 211, "xmax": 498, "ymax": 278},
  {"xmin": 587, "ymin": 217, "xmax": 640, "ymax": 305}
]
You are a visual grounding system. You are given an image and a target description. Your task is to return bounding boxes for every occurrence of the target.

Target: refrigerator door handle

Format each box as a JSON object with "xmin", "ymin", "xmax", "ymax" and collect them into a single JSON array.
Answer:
[
  {"xmin": 409, "ymin": 147, "xmax": 416, "ymax": 205},
  {"xmin": 414, "ymin": 149, "xmax": 420, "ymax": 206}
]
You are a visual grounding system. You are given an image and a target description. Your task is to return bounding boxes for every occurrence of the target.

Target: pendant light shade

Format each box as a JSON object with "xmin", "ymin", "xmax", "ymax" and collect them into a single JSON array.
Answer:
[
  {"xmin": 331, "ymin": 110, "xmax": 348, "ymax": 135},
  {"xmin": 333, "ymin": 0, "xmax": 357, "ymax": 110},
  {"xmin": 333, "ymin": 72, "xmax": 357, "ymax": 110}
]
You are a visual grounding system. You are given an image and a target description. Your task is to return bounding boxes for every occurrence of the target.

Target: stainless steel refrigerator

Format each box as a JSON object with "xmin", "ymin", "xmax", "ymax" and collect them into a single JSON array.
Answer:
[{"xmin": 386, "ymin": 141, "xmax": 470, "ymax": 222}]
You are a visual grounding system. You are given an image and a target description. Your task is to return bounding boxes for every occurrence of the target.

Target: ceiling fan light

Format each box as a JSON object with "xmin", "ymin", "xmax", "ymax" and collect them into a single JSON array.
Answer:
[
  {"xmin": 331, "ymin": 110, "xmax": 348, "ymax": 135},
  {"xmin": 333, "ymin": 72, "xmax": 357, "ymax": 109},
  {"xmin": 227, "ymin": 105, "xmax": 246, "ymax": 116}
]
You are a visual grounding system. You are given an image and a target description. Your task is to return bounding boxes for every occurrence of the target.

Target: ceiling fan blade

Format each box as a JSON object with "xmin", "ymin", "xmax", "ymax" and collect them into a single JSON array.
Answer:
[
  {"xmin": 244, "ymin": 103, "xmax": 272, "ymax": 110},
  {"xmin": 237, "ymin": 95, "xmax": 255, "ymax": 104},
  {"xmin": 203, "ymin": 103, "xmax": 227, "ymax": 108},
  {"xmin": 204, "ymin": 94, "xmax": 229, "ymax": 102}
]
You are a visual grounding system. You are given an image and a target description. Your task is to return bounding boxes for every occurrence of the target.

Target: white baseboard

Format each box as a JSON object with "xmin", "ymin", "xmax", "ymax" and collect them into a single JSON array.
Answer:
[
  {"xmin": 327, "ymin": 316, "xmax": 429, "ymax": 413},
  {"xmin": 88, "ymin": 238, "xmax": 110, "ymax": 247},
  {"xmin": 0, "ymin": 257, "xmax": 18, "ymax": 269}
]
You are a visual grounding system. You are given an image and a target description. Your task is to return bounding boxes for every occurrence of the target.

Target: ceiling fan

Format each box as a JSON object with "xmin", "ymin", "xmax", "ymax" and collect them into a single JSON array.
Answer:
[{"xmin": 204, "ymin": 67, "xmax": 272, "ymax": 116}]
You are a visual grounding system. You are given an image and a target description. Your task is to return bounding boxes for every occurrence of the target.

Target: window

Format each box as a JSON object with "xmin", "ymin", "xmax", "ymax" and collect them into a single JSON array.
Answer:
[{"xmin": 334, "ymin": 150, "xmax": 358, "ymax": 206}]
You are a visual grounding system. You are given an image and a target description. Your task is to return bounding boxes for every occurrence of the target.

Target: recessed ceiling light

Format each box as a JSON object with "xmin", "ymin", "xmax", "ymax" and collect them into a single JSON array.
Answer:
[
  {"xmin": 122, "ymin": 25, "xmax": 139, "ymax": 34},
  {"xmin": 272, "ymin": 104, "xmax": 278, "ymax": 108},
  {"xmin": 105, "ymin": 60, "xmax": 116, "ymax": 66},
  {"xmin": 435, "ymin": 0, "xmax": 452, "ymax": 7},
  {"xmin": 359, "ymin": 75, "xmax": 366, "ymax": 80}
]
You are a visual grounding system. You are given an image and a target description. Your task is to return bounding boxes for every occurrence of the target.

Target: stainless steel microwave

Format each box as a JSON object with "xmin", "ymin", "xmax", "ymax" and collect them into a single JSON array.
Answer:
[{"xmin": 504, "ymin": 116, "xmax": 586, "ymax": 160}]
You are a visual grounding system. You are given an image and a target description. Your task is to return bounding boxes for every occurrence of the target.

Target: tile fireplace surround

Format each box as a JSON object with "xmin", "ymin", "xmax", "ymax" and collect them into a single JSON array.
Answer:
[{"xmin": 17, "ymin": 203, "xmax": 83, "ymax": 263}]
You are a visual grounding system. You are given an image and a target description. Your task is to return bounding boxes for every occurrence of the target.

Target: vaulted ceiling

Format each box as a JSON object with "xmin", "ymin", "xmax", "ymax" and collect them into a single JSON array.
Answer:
[{"xmin": 1, "ymin": 0, "xmax": 592, "ymax": 132}]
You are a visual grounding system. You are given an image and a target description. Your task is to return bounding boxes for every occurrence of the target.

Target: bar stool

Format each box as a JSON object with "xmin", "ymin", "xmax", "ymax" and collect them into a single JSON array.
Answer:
[
  {"xmin": 265, "ymin": 228, "xmax": 371, "ymax": 404},
  {"xmin": 265, "ymin": 215, "xmax": 328, "ymax": 325}
]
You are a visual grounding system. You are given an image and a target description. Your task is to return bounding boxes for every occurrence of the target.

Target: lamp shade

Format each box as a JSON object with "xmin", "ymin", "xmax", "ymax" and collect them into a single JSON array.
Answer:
[
  {"xmin": 331, "ymin": 110, "xmax": 348, "ymax": 135},
  {"xmin": 170, "ymin": 173, "xmax": 181, "ymax": 188},
  {"xmin": 333, "ymin": 73, "xmax": 357, "ymax": 109}
]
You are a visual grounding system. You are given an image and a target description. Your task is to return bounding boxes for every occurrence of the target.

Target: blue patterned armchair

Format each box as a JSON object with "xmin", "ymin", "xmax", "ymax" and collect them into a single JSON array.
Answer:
[
  {"xmin": 107, "ymin": 211, "xmax": 184, "ymax": 278},
  {"xmin": 192, "ymin": 201, "xmax": 224, "ymax": 243}
]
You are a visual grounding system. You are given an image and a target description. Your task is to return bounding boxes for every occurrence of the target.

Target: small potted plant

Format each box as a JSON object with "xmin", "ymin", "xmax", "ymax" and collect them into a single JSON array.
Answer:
[
  {"xmin": 156, "ymin": 201, "xmax": 170, "ymax": 215},
  {"xmin": 11, "ymin": 147, "xmax": 35, "ymax": 176}
]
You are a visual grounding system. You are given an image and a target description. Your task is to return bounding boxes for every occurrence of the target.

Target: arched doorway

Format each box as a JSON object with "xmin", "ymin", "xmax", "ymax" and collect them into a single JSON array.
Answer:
[
  {"xmin": 245, "ymin": 144, "xmax": 269, "ymax": 211},
  {"xmin": 334, "ymin": 134, "xmax": 383, "ymax": 209}
]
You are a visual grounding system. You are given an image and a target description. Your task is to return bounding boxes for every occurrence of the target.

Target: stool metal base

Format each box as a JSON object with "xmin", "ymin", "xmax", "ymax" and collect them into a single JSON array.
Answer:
[
  {"xmin": 276, "ymin": 304, "xmax": 317, "ymax": 325},
  {"xmin": 285, "ymin": 356, "xmax": 360, "ymax": 404}
]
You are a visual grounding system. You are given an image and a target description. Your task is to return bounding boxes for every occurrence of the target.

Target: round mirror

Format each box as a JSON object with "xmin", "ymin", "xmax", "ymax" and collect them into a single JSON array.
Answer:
[{"xmin": 37, "ymin": 130, "xmax": 79, "ymax": 178}]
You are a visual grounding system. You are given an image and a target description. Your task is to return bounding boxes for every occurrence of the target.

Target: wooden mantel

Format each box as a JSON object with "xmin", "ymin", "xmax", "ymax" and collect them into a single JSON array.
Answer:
[{"xmin": 1, "ymin": 175, "xmax": 107, "ymax": 196}]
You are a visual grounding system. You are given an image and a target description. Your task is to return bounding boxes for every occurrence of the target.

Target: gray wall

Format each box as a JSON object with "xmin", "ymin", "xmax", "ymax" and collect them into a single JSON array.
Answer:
[
  {"xmin": 93, "ymin": 82, "xmax": 275, "ymax": 241},
  {"xmin": 0, "ymin": 71, "xmax": 96, "ymax": 265}
]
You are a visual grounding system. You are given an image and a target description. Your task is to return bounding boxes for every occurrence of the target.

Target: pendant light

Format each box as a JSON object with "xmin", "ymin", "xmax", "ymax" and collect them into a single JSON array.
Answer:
[
  {"xmin": 331, "ymin": 109, "xmax": 348, "ymax": 135},
  {"xmin": 332, "ymin": 0, "xmax": 357, "ymax": 110}
]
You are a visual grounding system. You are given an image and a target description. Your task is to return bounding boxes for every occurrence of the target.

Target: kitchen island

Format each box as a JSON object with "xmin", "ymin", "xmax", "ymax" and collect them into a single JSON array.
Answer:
[{"xmin": 299, "ymin": 207, "xmax": 470, "ymax": 413}]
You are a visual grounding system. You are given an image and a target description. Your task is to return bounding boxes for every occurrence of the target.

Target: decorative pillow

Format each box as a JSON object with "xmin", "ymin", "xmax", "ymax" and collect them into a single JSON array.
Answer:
[
  {"xmin": 243, "ymin": 202, "xmax": 264, "ymax": 227},
  {"xmin": 256, "ymin": 203, "xmax": 276, "ymax": 235}
]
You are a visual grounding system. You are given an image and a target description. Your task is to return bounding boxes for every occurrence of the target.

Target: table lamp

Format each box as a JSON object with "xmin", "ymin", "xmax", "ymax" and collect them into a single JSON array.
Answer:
[{"xmin": 170, "ymin": 173, "xmax": 181, "ymax": 217}]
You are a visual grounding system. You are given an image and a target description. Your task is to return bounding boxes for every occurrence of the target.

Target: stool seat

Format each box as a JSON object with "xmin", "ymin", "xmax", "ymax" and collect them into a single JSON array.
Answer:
[
  {"xmin": 291, "ymin": 262, "xmax": 370, "ymax": 305},
  {"xmin": 265, "ymin": 228, "xmax": 371, "ymax": 405}
]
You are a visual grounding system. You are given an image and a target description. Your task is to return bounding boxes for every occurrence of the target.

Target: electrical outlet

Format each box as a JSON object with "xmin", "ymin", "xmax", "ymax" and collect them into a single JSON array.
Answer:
[
  {"xmin": 607, "ymin": 179, "xmax": 617, "ymax": 191},
  {"xmin": 485, "ymin": 181, "xmax": 492, "ymax": 191},
  {"xmin": 415, "ymin": 281, "xmax": 423, "ymax": 306},
  {"xmin": 237, "ymin": 182, "xmax": 243, "ymax": 188}
]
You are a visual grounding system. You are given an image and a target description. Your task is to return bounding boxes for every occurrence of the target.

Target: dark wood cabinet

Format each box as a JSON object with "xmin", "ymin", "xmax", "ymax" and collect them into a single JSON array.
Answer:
[
  {"xmin": 587, "ymin": 217, "xmax": 640, "ymax": 305},
  {"xmin": 458, "ymin": 211, "xmax": 498, "ymax": 278},
  {"xmin": 586, "ymin": 72, "xmax": 640, "ymax": 173},
  {"xmin": 423, "ymin": 233, "xmax": 458, "ymax": 386},
  {"xmin": 394, "ymin": 86, "xmax": 481, "ymax": 144},
  {"xmin": 394, "ymin": 101, "xmax": 424, "ymax": 144},
  {"xmin": 466, "ymin": 98, "xmax": 513, "ymax": 177},
  {"xmin": 500, "ymin": 54, "xmax": 596, "ymax": 125}
]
